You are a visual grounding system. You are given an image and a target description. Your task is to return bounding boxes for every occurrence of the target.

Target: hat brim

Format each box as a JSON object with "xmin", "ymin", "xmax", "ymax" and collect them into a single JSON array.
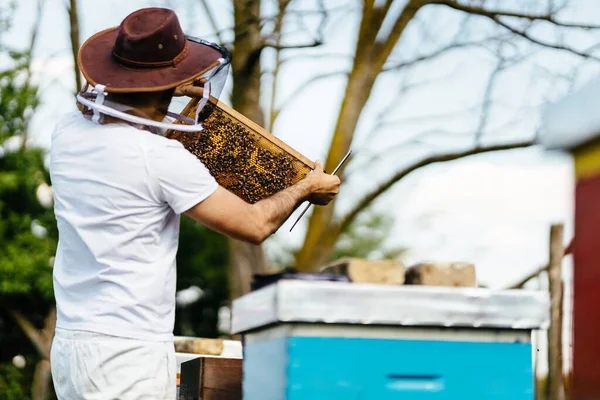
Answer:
[{"xmin": 78, "ymin": 27, "xmax": 224, "ymax": 93}]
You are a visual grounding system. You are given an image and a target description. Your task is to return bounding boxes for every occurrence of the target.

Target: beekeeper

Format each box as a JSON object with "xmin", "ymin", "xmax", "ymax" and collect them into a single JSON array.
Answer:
[{"xmin": 49, "ymin": 7, "xmax": 340, "ymax": 399}]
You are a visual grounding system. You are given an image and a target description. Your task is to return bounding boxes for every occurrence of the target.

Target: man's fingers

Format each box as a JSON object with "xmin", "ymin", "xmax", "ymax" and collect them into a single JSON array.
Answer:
[
  {"xmin": 313, "ymin": 160, "xmax": 324, "ymax": 174},
  {"xmin": 173, "ymin": 85, "xmax": 189, "ymax": 97},
  {"xmin": 174, "ymin": 85, "xmax": 204, "ymax": 98}
]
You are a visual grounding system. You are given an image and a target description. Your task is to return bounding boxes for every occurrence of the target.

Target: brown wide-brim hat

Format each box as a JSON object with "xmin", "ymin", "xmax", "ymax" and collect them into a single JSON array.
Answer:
[{"xmin": 77, "ymin": 7, "xmax": 225, "ymax": 93}]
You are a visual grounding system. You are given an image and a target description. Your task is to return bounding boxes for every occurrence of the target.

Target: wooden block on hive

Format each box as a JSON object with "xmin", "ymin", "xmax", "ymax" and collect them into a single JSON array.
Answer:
[
  {"xmin": 174, "ymin": 337, "xmax": 224, "ymax": 355},
  {"xmin": 199, "ymin": 357, "xmax": 242, "ymax": 400},
  {"xmin": 180, "ymin": 356, "xmax": 242, "ymax": 400},
  {"xmin": 405, "ymin": 262, "xmax": 476, "ymax": 287},
  {"xmin": 322, "ymin": 258, "xmax": 405, "ymax": 285}
]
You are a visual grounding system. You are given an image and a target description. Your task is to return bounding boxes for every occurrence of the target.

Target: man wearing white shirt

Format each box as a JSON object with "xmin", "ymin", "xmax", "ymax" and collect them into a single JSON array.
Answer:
[{"xmin": 49, "ymin": 7, "xmax": 340, "ymax": 399}]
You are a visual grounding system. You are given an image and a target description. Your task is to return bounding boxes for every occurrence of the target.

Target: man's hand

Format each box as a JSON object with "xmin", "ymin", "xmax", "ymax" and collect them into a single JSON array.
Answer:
[
  {"xmin": 303, "ymin": 160, "xmax": 341, "ymax": 205},
  {"xmin": 184, "ymin": 163, "xmax": 341, "ymax": 245},
  {"xmin": 174, "ymin": 79, "xmax": 207, "ymax": 98},
  {"xmin": 173, "ymin": 84, "xmax": 204, "ymax": 98}
]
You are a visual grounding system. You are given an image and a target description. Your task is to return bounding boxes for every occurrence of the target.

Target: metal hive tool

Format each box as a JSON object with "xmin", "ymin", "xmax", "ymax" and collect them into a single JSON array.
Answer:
[{"xmin": 166, "ymin": 97, "xmax": 315, "ymax": 204}]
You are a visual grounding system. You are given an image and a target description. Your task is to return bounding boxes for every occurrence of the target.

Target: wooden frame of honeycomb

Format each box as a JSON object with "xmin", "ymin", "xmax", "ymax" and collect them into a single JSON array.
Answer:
[{"xmin": 166, "ymin": 97, "xmax": 315, "ymax": 204}]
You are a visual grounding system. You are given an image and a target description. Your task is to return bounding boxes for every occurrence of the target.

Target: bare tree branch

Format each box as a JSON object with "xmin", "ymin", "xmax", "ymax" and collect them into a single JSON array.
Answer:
[
  {"xmin": 262, "ymin": 40, "xmax": 324, "ymax": 50},
  {"xmin": 374, "ymin": 0, "xmax": 427, "ymax": 67},
  {"xmin": 25, "ymin": 0, "xmax": 44, "ymax": 78},
  {"xmin": 271, "ymin": 70, "xmax": 347, "ymax": 127},
  {"xmin": 371, "ymin": 0, "xmax": 394, "ymax": 37},
  {"xmin": 41, "ymin": 306, "xmax": 56, "ymax": 347},
  {"xmin": 261, "ymin": 0, "xmax": 328, "ymax": 52},
  {"xmin": 296, "ymin": 0, "xmax": 595, "ymax": 270},
  {"xmin": 6, "ymin": 307, "xmax": 49, "ymax": 358},
  {"xmin": 347, "ymin": 101, "xmax": 538, "ymax": 178},
  {"xmin": 424, "ymin": 1, "xmax": 600, "ymax": 59},
  {"xmin": 505, "ymin": 265, "xmax": 548, "ymax": 289},
  {"xmin": 344, "ymin": 129, "xmax": 453, "ymax": 179},
  {"xmin": 266, "ymin": 0, "xmax": 331, "ymax": 130},
  {"xmin": 267, "ymin": 0, "xmax": 293, "ymax": 132},
  {"xmin": 354, "ymin": 0, "xmax": 378, "ymax": 61},
  {"xmin": 199, "ymin": 0, "xmax": 224, "ymax": 45},
  {"xmin": 473, "ymin": 48, "xmax": 532, "ymax": 144},
  {"xmin": 374, "ymin": 100, "xmax": 489, "ymax": 128},
  {"xmin": 315, "ymin": 0, "xmax": 328, "ymax": 41},
  {"xmin": 263, "ymin": 3, "xmax": 354, "ymax": 19},
  {"xmin": 583, "ymin": 41, "xmax": 600, "ymax": 54},
  {"xmin": 505, "ymin": 236, "xmax": 570, "ymax": 290},
  {"xmin": 279, "ymin": 52, "xmax": 353, "ymax": 66},
  {"xmin": 491, "ymin": 17, "xmax": 600, "ymax": 61},
  {"xmin": 382, "ymin": 39, "xmax": 492, "ymax": 71},
  {"xmin": 382, "ymin": 0, "xmax": 395, "ymax": 16},
  {"xmin": 360, "ymin": 64, "xmax": 464, "ymax": 153},
  {"xmin": 336, "ymin": 140, "xmax": 536, "ymax": 234},
  {"xmin": 363, "ymin": 0, "xmax": 375, "ymax": 17},
  {"xmin": 21, "ymin": 0, "xmax": 45, "ymax": 151},
  {"xmin": 429, "ymin": 0, "xmax": 600, "ymax": 29},
  {"xmin": 32, "ymin": 360, "xmax": 52, "ymax": 400}
]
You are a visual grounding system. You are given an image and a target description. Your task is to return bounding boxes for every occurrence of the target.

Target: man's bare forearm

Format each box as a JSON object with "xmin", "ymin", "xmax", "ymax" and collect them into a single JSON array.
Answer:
[
  {"xmin": 251, "ymin": 179, "xmax": 313, "ymax": 241},
  {"xmin": 184, "ymin": 161, "xmax": 338, "ymax": 245}
]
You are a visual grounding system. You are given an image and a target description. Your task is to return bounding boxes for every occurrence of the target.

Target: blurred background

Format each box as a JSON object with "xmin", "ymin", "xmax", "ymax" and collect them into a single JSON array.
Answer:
[{"xmin": 2, "ymin": 0, "xmax": 599, "ymax": 398}]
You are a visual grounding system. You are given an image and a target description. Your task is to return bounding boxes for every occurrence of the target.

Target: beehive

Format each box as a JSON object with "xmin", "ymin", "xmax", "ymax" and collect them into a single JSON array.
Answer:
[{"xmin": 166, "ymin": 98, "xmax": 314, "ymax": 203}]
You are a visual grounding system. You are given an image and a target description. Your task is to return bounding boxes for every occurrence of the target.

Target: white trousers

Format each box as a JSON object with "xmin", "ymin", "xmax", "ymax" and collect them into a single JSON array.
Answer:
[{"xmin": 50, "ymin": 328, "xmax": 176, "ymax": 400}]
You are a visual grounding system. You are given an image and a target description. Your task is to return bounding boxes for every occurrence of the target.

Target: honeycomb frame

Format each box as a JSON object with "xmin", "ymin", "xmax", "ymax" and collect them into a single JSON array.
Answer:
[{"xmin": 166, "ymin": 97, "xmax": 315, "ymax": 204}]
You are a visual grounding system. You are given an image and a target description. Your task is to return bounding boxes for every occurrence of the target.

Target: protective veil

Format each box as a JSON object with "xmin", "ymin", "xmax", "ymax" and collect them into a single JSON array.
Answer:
[{"xmin": 76, "ymin": 37, "xmax": 231, "ymax": 134}]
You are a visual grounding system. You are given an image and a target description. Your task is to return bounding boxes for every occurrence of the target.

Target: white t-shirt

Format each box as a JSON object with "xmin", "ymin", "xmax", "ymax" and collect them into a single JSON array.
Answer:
[{"xmin": 50, "ymin": 112, "xmax": 218, "ymax": 341}]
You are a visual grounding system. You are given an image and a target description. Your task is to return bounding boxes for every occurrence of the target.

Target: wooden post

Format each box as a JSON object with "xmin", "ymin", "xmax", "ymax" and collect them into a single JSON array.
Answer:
[{"xmin": 547, "ymin": 224, "xmax": 564, "ymax": 400}]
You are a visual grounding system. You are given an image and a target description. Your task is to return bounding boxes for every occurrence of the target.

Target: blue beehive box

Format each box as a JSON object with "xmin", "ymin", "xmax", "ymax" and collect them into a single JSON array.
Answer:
[{"xmin": 231, "ymin": 280, "xmax": 549, "ymax": 400}]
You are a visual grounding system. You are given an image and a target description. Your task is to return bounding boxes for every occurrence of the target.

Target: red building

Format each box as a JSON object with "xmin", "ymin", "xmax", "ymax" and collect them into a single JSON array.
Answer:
[{"xmin": 541, "ymin": 80, "xmax": 600, "ymax": 399}]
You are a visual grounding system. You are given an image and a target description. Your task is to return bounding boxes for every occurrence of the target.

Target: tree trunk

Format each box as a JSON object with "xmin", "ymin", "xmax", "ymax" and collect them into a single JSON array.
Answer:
[
  {"xmin": 295, "ymin": 66, "xmax": 377, "ymax": 270},
  {"xmin": 32, "ymin": 360, "xmax": 52, "ymax": 400},
  {"xmin": 8, "ymin": 306, "xmax": 56, "ymax": 400},
  {"xmin": 33, "ymin": 306, "xmax": 56, "ymax": 400},
  {"xmin": 68, "ymin": 0, "xmax": 82, "ymax": 92},
  {"xmin": 228, "ymin": 0, "xmax": 270, "ymax": 300},
  {"xmin": 295, "ymin": 1, "xmax": 424, "ymax": 271},
  {"xmin": 228, "ymin": 238, "xmax": 270, "ymax": 299}
]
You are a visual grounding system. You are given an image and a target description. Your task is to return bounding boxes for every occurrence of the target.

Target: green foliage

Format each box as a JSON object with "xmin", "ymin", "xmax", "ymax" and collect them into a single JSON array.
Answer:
[
  {"xmin": 270, "ymin": 210, "xmax": 406, "ymax": 269},
  {"xmin": 331, "ymin": 211, "xmax": 406, "ymax": 261},
  {"xmin": 0, "ymin": 53, "xmax": 38, "ymax": 142},
  {"xmin": 0, "ymin": 363, "xmax": 27, "ymax": 399},
  {"xmin": 0, "ymin": 56, "xmax": 56, "ymax": 301},
  {"xmin": 174, "ymin": 217, "xmax": 229, "ymax": 338},
  {"xmin": 0, "ymin": 4, "xmax": 56, "ymax": 397}
]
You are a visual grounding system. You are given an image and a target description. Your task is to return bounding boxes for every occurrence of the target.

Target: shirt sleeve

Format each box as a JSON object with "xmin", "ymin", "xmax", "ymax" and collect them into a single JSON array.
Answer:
[{"xmin": 145, "ymin": 136, "xmax": 218, "ymax": 214}]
